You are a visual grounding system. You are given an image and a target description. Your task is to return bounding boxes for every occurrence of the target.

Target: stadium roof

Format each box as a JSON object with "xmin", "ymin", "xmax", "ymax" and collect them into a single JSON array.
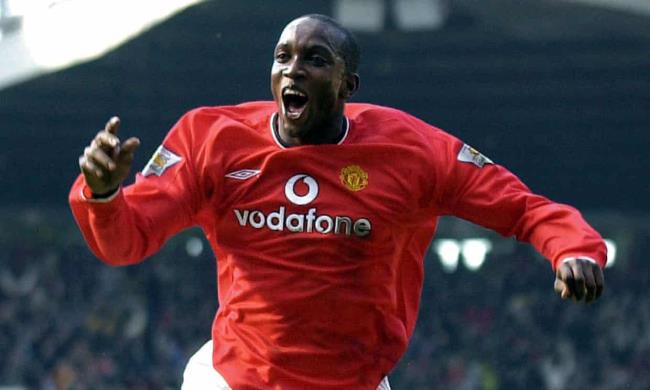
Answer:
[{"xmin": 0, "ymin": 0, "xmax": 648, "ymax": 212}]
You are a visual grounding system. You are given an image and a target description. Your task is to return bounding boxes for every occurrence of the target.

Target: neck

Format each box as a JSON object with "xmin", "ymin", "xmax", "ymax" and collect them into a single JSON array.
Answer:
[{"xmin": 276, "ymin": 112, "xmax": 347, "ymax": 147}]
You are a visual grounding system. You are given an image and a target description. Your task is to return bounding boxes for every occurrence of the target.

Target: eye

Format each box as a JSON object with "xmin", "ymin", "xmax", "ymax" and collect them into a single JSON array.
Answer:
[
  {"xmin": 275, "ymin": 52, "xmax": 290, "ymax": 63},
  {"xmin": 309, "ymin": 55, "xmax": 327, "ymax": 67}
]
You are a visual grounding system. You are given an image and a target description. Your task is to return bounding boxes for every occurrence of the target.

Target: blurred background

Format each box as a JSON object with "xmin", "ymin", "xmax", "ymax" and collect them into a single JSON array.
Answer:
[{"xmin": 0, "ymin": 0, "xmax": 648, "ymax": 388}]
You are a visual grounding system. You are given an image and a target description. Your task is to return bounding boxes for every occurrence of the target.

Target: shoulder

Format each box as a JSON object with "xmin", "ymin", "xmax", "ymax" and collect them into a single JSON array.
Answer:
[
  {"xmin": 171, "ymin": 101, "xmax": 275, "ymax": 141},
  {"xmin": 181, "ymin": 101, "xmax": 275, "ymax": 129},
  {"xmin": 157, "ymin": 102, "xmax": 275, "ymax": 174},
  {"xmin": 345, "ymin": 103, "xmax": 460, "ymax": 152},
  {"xmin": 345, "ymin": 102, "xmax": 409, "ymax": 123}
]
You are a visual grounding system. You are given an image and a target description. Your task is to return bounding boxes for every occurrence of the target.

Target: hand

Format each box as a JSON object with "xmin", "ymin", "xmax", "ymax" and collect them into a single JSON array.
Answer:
[
  {"xmin": 78, "ymin": 117, "xmax": 140, "ymax": 196},
  {"xmin": 554, "ymin": 257, "xmax": 604, "ymax": 303}
]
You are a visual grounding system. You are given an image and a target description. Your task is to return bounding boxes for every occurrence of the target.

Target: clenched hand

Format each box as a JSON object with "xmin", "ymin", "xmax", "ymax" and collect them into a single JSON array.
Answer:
[
  {"xmin": 78, "ymin": 117, "xmax": 140, "ymax": 196},
  {"xmin": 554, "ymin": 257, "xmax": 604, "ymax": 304}
]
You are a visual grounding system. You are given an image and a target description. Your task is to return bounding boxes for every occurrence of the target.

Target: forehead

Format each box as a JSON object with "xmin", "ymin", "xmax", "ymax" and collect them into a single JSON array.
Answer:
[{"xmin": 275, "ymin": 17, "xmax": 342, "ymax": 52}]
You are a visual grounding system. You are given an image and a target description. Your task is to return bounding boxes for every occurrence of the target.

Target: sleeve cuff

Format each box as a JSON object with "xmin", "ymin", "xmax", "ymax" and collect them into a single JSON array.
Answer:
[
  {"xmin": 560, "ymin": 256, "xmax": 599, "ymax": 266},
  {"xmin": 81, "ymin": 185, "xmax": 121, "ymax": 203}
]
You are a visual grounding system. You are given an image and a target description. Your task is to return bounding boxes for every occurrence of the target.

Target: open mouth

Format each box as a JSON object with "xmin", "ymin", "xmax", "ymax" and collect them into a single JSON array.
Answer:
[{"xmin": 282, "ymin": 87, "xmax": 309, "ymax": 120}]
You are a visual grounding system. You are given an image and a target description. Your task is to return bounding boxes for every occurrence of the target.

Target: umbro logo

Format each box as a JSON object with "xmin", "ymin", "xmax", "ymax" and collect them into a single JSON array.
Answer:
[{"xmin": 225, "ymin": 169, "xmax": 261, "ymax": 180}]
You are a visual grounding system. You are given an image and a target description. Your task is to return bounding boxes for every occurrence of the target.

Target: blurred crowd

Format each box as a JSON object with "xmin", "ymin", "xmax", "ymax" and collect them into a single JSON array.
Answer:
[
  {"xmin": 395, "ymin": 243, "xmax": 649, "ymax": 390},
  {"xmin": 0, "ymin": 211, "xmax": 646, "ymax": 389},
  {"xmin": 0, "ymin": 213, "xmax": 216, "ymax": 389}
]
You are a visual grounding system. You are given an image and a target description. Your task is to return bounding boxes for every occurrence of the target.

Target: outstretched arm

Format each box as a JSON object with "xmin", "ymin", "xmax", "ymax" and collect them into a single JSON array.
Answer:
[
  {"xmin": 70, "ymin": 114, "xmax": 200, "ymax": 265},
  {"xmin": 433, "ymin": 139, "xmax": 606, "ymax": 304}
]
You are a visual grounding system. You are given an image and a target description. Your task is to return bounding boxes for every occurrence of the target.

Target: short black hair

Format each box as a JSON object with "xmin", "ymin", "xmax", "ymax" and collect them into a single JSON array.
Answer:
[{"xmin": 300, "ymin": 14, "xmax": 360, "ymax": 75}]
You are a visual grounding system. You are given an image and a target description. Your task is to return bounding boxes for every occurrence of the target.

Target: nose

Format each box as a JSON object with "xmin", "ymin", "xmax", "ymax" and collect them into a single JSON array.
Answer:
[{"xmin": 283, "ymin": 57, "xmax": 305, "ymax": 79}]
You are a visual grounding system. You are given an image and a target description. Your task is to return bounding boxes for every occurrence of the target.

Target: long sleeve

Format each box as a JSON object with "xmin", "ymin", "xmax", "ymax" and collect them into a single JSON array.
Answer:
[
  {"xmin": 432, "ymin": 137, "xmax": 606, "ymax": 271},
  {"xmin": 69, "ymin": 112, "xmax": 202, "ymax": 265}
]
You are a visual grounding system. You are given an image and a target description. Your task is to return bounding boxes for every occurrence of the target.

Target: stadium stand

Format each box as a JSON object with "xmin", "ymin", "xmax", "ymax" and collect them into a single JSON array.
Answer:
[{"xmin": 0, "ymin": 0, "xmax": 648, "ymax": 388}]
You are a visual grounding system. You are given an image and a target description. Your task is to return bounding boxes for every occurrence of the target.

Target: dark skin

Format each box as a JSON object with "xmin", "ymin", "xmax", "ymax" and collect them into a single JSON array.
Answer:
[
  {"xmin": 270, "ymin": 17, "xmax": 359, "ymax": 146},
  {"xmin": 77, "ymin": 16, "xmax": 604, "ymax": 303},
  {"xmin": 78, "ymin": 116, "xmax": 140, "ymax": 195},
  {"xmin": 554, "ymin": 257, "xmax": 604, "ymax": 303}
]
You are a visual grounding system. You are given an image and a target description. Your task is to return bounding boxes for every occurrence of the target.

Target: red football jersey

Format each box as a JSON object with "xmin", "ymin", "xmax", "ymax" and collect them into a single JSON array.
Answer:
[{"xmin": 69, "ymin": 102, "xmax": 606, "ymax": 389}]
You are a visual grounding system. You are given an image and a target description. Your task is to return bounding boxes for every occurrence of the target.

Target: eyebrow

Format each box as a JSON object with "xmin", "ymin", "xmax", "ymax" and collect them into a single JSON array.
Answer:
[{"xmin": 275, "ymin": 42, "xmax": 338, "ymax": 58}]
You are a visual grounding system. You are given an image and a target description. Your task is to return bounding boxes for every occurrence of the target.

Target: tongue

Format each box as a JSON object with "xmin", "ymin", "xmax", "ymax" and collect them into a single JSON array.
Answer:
[{"xmin": 286, "ymin": 102, "xmax": 306, "ymax": 119}]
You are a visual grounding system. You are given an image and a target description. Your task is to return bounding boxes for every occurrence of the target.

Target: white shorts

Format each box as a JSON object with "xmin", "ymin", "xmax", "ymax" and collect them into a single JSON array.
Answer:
[{"xmin": 182, "ymin": 340, "xmax": 392, "ymax": 390}]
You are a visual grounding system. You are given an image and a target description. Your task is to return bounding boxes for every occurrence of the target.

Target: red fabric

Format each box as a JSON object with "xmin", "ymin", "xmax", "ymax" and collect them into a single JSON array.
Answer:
[{"xmin": 69, "ymin": 101, "xmax": 606, "ymax": 389}]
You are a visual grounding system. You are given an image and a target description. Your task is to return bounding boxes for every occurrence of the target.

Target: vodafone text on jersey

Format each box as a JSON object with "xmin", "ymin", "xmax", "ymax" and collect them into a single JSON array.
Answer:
[{"xmin": 233, "ymin": 174, "xmax": 371, "ymax": 237}]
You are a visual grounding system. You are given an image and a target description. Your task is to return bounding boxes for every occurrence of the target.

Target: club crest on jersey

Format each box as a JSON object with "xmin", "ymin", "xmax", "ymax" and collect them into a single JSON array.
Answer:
[
  {"xmin": 340, "ymin": 165, "xmax": 368, "ymax": 192},
  {"xmin": 142, "ymin": 145, "xmax": 182, "ymax": 177},
  {"xmin": 457, "ymin": 144, "xmax": 493, "ymax": 168}
]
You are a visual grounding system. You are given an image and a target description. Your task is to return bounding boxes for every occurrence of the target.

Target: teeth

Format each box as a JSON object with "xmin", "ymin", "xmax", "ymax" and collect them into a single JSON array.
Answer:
[{"xmin": 283, "ymin": 89, "xmax": 306, "ymax": 98}]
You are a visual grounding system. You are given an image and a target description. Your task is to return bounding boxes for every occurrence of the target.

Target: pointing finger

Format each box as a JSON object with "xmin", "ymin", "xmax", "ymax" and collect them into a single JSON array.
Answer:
[{"xmin": 105, "ymin": 116, "xmax": 120, "ymax": 135}]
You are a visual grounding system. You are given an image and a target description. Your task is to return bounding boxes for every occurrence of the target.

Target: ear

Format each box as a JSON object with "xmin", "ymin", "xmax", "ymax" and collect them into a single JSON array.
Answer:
[{"xmin": 340, "ymin": 73, "xmax": 360, "ymax": 99}]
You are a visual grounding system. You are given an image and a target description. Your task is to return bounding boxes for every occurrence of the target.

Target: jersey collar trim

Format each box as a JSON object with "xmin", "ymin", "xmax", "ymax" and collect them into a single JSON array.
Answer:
[{"xmin": 269, "ymin": 113, "xmax": 350, "ymax": 149}]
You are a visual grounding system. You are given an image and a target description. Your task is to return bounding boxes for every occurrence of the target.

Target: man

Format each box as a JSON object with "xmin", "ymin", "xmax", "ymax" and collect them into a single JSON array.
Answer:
[{"xmin": 70, "ymin": 14, "xmax": 606, "ymax": 389}]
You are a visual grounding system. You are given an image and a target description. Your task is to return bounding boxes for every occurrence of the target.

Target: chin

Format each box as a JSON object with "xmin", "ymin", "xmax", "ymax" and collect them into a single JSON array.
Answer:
[
  {"xmin": 281, "ymin": 112, "xmax": 311, "ymax": 134},
  {"xmin": 286, "ymin": 123, "xmax": 310, "ymax": 138}
]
